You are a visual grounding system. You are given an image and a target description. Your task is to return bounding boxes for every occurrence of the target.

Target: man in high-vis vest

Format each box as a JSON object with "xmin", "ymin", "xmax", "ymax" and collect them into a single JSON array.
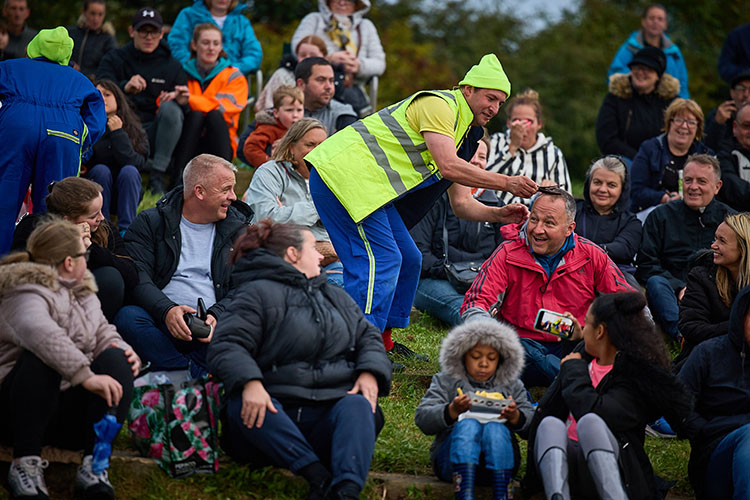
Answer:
[{"xmin": 306, "ymin": 54, "xmax": 538, "ymax": 360}]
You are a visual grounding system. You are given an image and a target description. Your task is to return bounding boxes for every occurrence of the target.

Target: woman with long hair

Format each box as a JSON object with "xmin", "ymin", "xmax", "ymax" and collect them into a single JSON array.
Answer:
[
  {"xmin": 525, "ymin": 292, "xmax": 691, "ymax": 500},
  {"xmin": 85, "ymin": 78, "xmax": 149, "ymax": 233},
  {"xmin": 207, "ymin": 219, "xmax": 391, "ymax": 500},
  {"xmin": 0, "ymin": 219, "xmax": 139, "ymax": 500},
  {"xmin": 678, "ymin": 213, "xmax": 750, "ymax": 363},
  {"xmin": 11, "ymin": 177, "xmax": 137, "ymax": 321}
]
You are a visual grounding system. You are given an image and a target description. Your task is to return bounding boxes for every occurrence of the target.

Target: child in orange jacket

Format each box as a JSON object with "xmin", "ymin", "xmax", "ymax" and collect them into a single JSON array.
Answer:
[{"xmin": 244, "ymin": 85, "xmax": 304, "ymax": 168}]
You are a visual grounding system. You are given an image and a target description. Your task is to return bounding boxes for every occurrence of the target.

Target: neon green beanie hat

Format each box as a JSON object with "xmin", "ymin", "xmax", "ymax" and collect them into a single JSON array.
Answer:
[
  {"xmin": 458, "ymin": 53, "xmax": 511, "ymax": 98},
  {"xmin": 26, "ymin": 27, "xmax": 74, "ymax": 66}
]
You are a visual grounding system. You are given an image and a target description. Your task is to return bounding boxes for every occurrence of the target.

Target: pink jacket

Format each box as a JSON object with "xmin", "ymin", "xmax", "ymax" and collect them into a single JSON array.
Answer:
[{"xmin": 461, "ymin": 225, "xmax": 634, "ymax": 342}]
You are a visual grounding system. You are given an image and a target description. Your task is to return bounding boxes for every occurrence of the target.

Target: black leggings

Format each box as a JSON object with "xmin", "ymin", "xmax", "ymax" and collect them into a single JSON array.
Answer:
[
  {"xmin": 92, "ymin": 266, "xmax": 125, "ymax": 323},
  {"xmin": 0, "ymin": 348, "xmax": 134, "ymax": 457},
  {"xmin": 172, "ymin": 109, "xmax": 233, "ymax": 182}
]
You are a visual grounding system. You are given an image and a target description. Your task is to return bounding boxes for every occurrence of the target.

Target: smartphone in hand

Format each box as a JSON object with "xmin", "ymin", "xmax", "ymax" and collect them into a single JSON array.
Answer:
[{"xmin": 534, "ymin": 308, "xmax": 574, "ymax": 339}]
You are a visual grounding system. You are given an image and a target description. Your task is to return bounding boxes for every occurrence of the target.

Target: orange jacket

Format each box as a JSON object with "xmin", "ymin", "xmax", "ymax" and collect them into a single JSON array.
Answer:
[{"xmin": 186, "ymin": 64, "xmax": 248, "ymax": 155}]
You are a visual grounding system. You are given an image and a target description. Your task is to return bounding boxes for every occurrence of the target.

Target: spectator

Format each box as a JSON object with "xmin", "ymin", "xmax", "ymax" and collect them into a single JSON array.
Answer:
[
  {"xmin": 96, "ymin": 7, "xmax": 188, "ymax": 195},
  {"xmin": 630, "ymin": 98, "xmax": 712, "ymax": 214},
  {"xmin": 243, "ymin": 85, "xmax": 304, "ymax": 168},
  {"xmin": 486, "ymin": 89, "xmax": 571, "ymax": 206},
  {"xmin": 0, "ymin": 19, "xmax": 9, "ymax": 60},
  {"xmin": 636, "ymin": 154, "xmax": 735, "ymax": 342},
  {"xmin": 114, "ymin": 154, "xmax": 252, "ymax": 379},
  {"xmin": 461, "ymin": 188, "xmax": 634, "ymax": 386},
  {"xmin": 574, "ymin": 155, "xmax": 641, "ymax": 278},
  {"xmin": 679, "ymin": 284, "xmax": 750, "ymax": 499},
  {"xmin": 11, "ymin": 177, "xmax": 138, "ymax": 322},
  {"xmin": 168, "ymin": 0, "xmax": 262, "ymax": 75},
  {"xmin": 255, "ymin": 35, "xmax": 326, "ymax": 113},
  {"xmin": 172, "ymin": 23, "xmax": 248, "ymax": 180},
  {"xmin": 415, "ymin": 320, "xmax": 534, "ymax": 499},
  {"xmin": 526, "ymin": 292, "xmax": 691, "ymax": 500},
  {"xmin": 291, "ymin": 0, "xmax": 385, "ymax": 115},
  {"xmin": 410, "ymin": 133, "xmax": 501, "ymax": 326},
  {"xmin": 607, "ymin": 4, "xmax": 689, "ymax": 98},
  {"xmin": 243, "ymin": 118, "xmax": 344, "ymax": 286},
  {"xmin": 207, "ymin": 219, "xmax": 391, "ymax": 500},
  {"xmin": 718, "ymin": 23, "xmax": 750, "ymax": 86},
  {"xmin": 2, "ymin": 0, "xmax": 36, "ymax": 60},
  {"xmin": 596, "ymin": 46, "xmax": 679, "ymax": 160},
  {"xmin": 717, "ymin": 102, "xmax": 750, "ymax": 211},
  {"xmin": 0, "ymin": 26, "xmax": 106, "ymax": 254},
  {"xmin": 67, "ymin": 0, "xmax": 117, "ymax": 80},
  {"xmin": 0, "ymin": 219, "xmax": 139, "ymax": 500},
  {"xmin": 85, "ymin": 79, "xmax": 149, "ymax": 233},
  {"xmin": 295, "ymin": 57, "xmax": 357, "ymax": 134},
  {"xmin": 678, "ymin": 213, "xmax": 750, "ymax": 364},
  {"xmin": 705, "ymin": 70, "xmax": 750, "ymax": 154}
]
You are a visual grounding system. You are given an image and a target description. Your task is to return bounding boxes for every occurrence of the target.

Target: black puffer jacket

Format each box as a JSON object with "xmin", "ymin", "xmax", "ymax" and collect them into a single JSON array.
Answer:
[
  {"xmin": 524, "ymin": 346, "xmax": 692, "ymax": 500},
  {"xmin": 679, "ymin": 285, "xmax": 750, "ymax": 499},
  {"xmin": 124, "ymin": 186, "xmax": 252, "ymax": 323},
  {"xmin": 677, "ymin": 251, "xmax": 733, "ymax": 362},
  {"xmin": 595, "ymin": 73, "xmax": 679, "ymax": 160},
  {"xmin": 207, "ymin": 248, "xmax": 392, "ymax": 402},
  {"xmin": 575, "ymin": 162, "xmax": 641, "ymax": 268},
  {"xmin": 96, "ymin": 41, "xmax": 187, "ymax": 124}
]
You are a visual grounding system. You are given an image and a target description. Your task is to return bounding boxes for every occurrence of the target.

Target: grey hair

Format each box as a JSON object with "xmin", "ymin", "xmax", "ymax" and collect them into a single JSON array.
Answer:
[
  {"xmin": 685, "ymin": 153, "xmax": 721, "ymax": 182},
  {"xmin": 588, "ymin": 156, "xmax": 627, "ymax": 186},
  {"xmin": 532, "ymin": 187, "xmax": 576, "ymax": 222},
  {"xmin": 183, "ymin": 154, "xmax": 237, "ymax": 196}
]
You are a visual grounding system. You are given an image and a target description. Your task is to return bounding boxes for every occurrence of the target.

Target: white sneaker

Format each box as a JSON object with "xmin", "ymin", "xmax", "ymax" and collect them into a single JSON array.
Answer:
[
  {"xmin": 74, "ymin": 455, "xmax": 114, "ymax": 500},
  {"xmin": 7, "ymin": 455, "xmax": 49, "ymax": 499}
]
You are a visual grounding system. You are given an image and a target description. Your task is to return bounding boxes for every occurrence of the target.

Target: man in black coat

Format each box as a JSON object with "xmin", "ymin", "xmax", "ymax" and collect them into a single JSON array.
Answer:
[
  {"xmin": 114, "ymin": 154, "xmax": 252, "ymax": 378},
  {"xmin": 636, "ymin": 154, "xmax": 735, "ymax": 341},
  {"xmin": 717, "ymin": 102, "xmax": 750, "ymax": 211},
  {"xmin": 96, "ymin": 7, "xmax": 187, "ymax": 194}
]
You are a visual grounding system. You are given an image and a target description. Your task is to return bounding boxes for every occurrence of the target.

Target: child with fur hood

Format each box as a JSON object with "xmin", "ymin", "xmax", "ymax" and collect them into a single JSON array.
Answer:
[
  {"xmin": 415, "ymin": 319, "xmax": 534, "ymax": 500},
  {"xmin": 243, "ymin": 85, "xmax": 304, "ymax": 168}
]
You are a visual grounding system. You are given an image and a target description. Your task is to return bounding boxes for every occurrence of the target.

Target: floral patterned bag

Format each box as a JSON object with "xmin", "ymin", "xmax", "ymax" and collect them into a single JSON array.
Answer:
[{"xmin": 128, "ymin": 377, "xmax": 222, "ymax": 478}]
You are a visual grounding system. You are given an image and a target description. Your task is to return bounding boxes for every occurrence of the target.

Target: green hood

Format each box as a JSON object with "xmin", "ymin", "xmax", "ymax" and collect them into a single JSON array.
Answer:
[{"xmin": 26, "ymin": 26, "xmax": 74, "ymax": 65}]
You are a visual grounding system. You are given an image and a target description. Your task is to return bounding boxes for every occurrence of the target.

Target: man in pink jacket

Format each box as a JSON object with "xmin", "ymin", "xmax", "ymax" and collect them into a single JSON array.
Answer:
[{"xmin": 461, "ymin": 187, "xmax": 634, "ymax": 386}]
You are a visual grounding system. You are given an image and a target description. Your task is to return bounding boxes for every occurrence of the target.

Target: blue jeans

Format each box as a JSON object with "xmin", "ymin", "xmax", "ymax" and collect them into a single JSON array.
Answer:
[
  {"xmin": 113, "ymin": 305, "xmax": 208, "ymax": 379},
  {"xmin": 705, "ymin": 423, "xmax": 750, "ymax": 500},
  {"xmin": 435, "ymin": 419, "xmax": 514, "ymax": 482},
  {"xmin": 224, "ymin": 394, "xmax": 376, "ymax": 488},
  {"xmin": 86, "ymin": 164, "xmax": 142, "ymax": 230},
  {"xmin": 645, "ymin": 275, "xmax": 680, "ymax": 340},
  {"xmin": 520, "ymin": 338, "xmax": 562, "ymax": 387},
  {"xmin": 413, "ymin": 278, "xmax": 464, "ymax": 326},
  {"xmin": 310, "ymin": 168, "xmax": 421, "ymax": 331}
]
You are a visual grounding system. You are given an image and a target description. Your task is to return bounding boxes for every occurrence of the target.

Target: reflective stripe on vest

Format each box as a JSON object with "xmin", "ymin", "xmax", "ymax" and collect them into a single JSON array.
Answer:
[{"xmin": 307, "ymin": 88, "xmax": 473, "ymax": 222}]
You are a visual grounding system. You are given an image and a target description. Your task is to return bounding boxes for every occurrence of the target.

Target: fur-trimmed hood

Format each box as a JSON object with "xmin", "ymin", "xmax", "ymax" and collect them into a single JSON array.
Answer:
[
  {"xmin": 0, "ymin": 261, "xmax": 98, "ymax": 300},
  {"xmin": 255, "ymin": 109, "xmax": 278, "ymax": 126},
  {"xmin": 75, "ymin": 14, "xmax": 116, "ymax": 36},
  {"xmin": 608, "ymin": 72, "xmax": 680, "ymax": 100},
  {"xmin": 439, "ymin": 319, "xmax": 524, "ymax": 386}
]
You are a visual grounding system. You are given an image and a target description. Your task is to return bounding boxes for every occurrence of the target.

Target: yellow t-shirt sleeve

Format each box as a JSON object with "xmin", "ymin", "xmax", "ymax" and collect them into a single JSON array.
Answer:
[{"xmin": 405, "ymin": 95, "xmax": 455, "ymax": 138}]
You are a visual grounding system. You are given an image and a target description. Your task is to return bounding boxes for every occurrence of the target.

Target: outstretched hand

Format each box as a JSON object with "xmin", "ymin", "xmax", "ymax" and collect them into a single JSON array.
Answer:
[
  {"xmin": 495, "ymin": 203, "xmax": 529, "ymax": 225},
  {"xmin": 505, "ymin": 176, "xmax": 538, "ymax": 198}
]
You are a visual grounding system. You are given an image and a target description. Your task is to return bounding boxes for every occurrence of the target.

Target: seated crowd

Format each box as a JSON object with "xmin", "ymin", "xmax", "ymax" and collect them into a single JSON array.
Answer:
[{"xmin": 6, "ymin": 1, "xmax": 750, "ymax": 500}]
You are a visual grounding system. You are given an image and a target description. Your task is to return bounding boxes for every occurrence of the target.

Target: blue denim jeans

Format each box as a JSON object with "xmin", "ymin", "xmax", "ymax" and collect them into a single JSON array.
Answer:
[
  {"xmin": 520, "ymin": 338, "xmax": 563, "ymax": 387},
  {"xmin": 86, "ymin": 164, "xmax": 142, "ymax": 231},
  {"xmin": 224, "ymin": 394, "xmax": 376, "ymax": 488},
  {"xmin": 113, "ymin": 305, "xmax": 208, "ymax": 379},
  {"xmin": 323, "ymin": 260, "xmax": 345, "ymax": 288},
  {"xmin": 413, "ymin": 278, "xmax": 464, "ymax": 326},
  {"xmin": 705, "ymin": 423, "xmax": 750, "ymax": 500},
  {"xmin": 435, "ymin": 418, "xmax": 514, "ymax": 482},
  {"xmin": 645, "ymin": 275, "xmax": 681, "ymax": 340}
]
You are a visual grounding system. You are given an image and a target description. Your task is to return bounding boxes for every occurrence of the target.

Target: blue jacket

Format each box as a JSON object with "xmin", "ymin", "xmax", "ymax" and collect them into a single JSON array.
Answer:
[
  {"xmin": 168, "ymin": 0, "xmax": 262, "ymax": 75},
  {"xmin": 608, "ymin": 30, "xmax": 689, "ymax": 99},
  {"xmin": 630, "ymin": 133, "xmax": 712, "ymax": 212}
]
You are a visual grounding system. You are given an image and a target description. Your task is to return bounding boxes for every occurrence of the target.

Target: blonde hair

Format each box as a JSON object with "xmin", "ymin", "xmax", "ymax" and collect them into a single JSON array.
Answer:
[
  {"xmin": 0, "ymin": 219, "xmax": 82, "ymax": 267},
  {"xmin": 664, "ymin": 98, "xmax": 705, "ymax": 139},
  {"xmin": 716, "ymin": 213, "xmax": 750, "ymax": 306},
  {"xmin": 272, "ymin": 85, "xmax": 304, "ymax": 109},
  {"xmin": 272, "ymin": 118, "xmax": 327, "ymax": 162},
  {"xmin": 506, "ymin": 88, "xmax": 543, "ymax": 124}
]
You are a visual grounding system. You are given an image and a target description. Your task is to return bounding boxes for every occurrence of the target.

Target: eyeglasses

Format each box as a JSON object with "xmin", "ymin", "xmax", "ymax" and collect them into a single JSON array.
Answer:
[
  {"xmin": 72, "ymin": 249, "xmax": 91, "ymax": 262},
  {"xmin": 671, "ymin": 117, "xmax": 698, "ymax": 128},
  {"xmin": 733, "ymin": 85, "xmax": 750, "ymax": 94},
  {"xmin": 136, "ymin": 28, "xmax": 160, "ymax": 38}
]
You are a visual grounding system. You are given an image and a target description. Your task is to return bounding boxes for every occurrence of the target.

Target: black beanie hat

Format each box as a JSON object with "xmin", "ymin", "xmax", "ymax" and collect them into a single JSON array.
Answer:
[{"xmin": 628, "ymin": 46, "xmax": 667, "ymax": 77}]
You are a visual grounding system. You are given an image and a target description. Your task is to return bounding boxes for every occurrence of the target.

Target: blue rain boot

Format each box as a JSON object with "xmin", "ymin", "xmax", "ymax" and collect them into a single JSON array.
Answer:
[
  {"xmin": 492, "ymin": 468, "xmax": 512, "ymax": 500},
  {"xmin": 452, "ymin": 463, "xmax": 476, "ymax": 500}
]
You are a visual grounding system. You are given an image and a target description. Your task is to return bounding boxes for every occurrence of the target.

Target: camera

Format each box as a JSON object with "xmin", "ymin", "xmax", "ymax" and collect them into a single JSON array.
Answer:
[{"xmin": 183, "ymin": 298, "xmax": 212, "ymax": 339}]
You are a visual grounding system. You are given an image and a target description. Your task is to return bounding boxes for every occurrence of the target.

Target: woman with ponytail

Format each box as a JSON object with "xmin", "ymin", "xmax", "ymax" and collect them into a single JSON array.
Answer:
[
  {"xmin": 524, "ymin": 292, "xmax": 692, "ymax": 500},
  {"xmin": 207, "ymin": 219, "xmax": 391, "ymax": 500}
]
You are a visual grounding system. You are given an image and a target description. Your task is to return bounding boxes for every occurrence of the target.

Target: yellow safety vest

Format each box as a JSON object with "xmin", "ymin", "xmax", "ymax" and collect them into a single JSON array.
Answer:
[{"xmin": 306, "ymin": 88, "xmax": 474, "ymax": 223}]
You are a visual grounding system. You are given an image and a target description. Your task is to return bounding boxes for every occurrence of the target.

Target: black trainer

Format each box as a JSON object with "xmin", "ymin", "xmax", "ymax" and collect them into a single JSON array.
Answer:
[{"xmin": 390, "ymin": 341, "xmax": 429, "ymax": 361}]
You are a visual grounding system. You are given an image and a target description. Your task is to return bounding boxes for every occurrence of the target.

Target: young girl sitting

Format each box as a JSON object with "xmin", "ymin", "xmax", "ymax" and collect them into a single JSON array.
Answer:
[
  {"xmin": 243, "ymin": 85, "xmax": 305, "ymax": 168},
  {"xmin": 415, "ymin": 320, "xmax": 534, "ymax": 500}
]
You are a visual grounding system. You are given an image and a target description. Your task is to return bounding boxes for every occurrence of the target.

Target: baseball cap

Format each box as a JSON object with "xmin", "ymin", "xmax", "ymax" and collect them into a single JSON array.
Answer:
[{"xmin": 132, "ymin": 7, "xmax": 163, "ymax": 30}]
